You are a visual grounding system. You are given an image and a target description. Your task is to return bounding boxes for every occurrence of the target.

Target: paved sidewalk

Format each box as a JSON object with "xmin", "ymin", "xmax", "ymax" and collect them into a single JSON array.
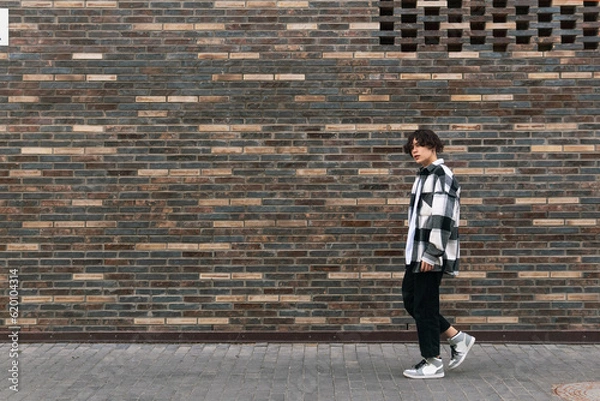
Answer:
[{"xmin": 1, "ymin": 342, "xmax": 599, "ymax": 401}]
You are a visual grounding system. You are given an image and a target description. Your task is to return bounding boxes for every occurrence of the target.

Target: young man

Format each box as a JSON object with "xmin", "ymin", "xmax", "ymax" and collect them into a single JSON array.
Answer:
[{"xmin": 401, "ymin": 129, "xmax": 475, "ymax": 379}]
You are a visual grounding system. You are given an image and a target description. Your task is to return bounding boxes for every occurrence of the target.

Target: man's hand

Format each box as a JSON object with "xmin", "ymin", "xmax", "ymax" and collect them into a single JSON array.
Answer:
[{"xmin": 420, "ymin": 261, "xmax": 434, "ymax": 272}]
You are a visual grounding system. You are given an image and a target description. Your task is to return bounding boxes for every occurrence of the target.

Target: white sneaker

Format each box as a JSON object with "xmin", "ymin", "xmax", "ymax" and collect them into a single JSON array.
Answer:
[
  {"xmin": 448, "ymin": 331, "xmax": 475, "ymax": 370},
  {"xmin": 403, "ymin": 357, "xmax": 444, "ymax": 379}
]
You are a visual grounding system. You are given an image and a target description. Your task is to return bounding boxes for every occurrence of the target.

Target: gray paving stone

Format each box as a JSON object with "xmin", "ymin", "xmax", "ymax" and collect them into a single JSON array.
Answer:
[{"xmin": 0, "ymin": 342, "xmax": 599, "ymax": 400}]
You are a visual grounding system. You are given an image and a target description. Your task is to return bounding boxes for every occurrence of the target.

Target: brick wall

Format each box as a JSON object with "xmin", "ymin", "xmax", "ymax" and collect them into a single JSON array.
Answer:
[{"xmin": 1, "ymin": 0, "xmax": 599, "ymax": 339}]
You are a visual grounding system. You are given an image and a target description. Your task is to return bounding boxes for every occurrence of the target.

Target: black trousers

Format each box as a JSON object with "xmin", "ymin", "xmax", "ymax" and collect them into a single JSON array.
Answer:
[{"xmin": 402, "ymin": 265, "xmax": 452, "ymax": 359}]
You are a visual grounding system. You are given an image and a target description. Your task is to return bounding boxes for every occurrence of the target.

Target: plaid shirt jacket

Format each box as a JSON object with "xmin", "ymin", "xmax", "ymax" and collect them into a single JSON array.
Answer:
[{"xmin": 406, "ymin": 159, "xmax": 461, "ymax": 276}]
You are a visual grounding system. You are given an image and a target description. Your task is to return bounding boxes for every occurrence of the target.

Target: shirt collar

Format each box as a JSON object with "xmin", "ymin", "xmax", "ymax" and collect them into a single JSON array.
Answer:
[{"xmin": 418, "ymin": 158, "xmax": 444, "ymax": 176}]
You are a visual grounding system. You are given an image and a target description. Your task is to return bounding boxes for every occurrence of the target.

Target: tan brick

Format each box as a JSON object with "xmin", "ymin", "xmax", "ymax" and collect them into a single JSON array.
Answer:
[
  {"xmin": 323, "ymin": 52, "xmax": 354, "ymax": 59},
  {"xmin": 87, "ymin": 74, "xmax": 117, "ymax": 81},
  {"xmin": 295, "ymin": 95, "xmax": 326, "ymax": 102},
  {"xmin": 244, "ymin": 74, "xmax": 273, "ymax": 81},
  {"xmin": 198, "ymin": 53, "xmax": 229, "ymax": 60},
  {"xmin": 202, "ymin": 168, "xmax": 232, "ymax": 175},
  {"xmin": 216, "ymin": 295, "xmax": 246, "ymax": 302},
  {"xmin": 535, "ymin": 294, "xmax": 566, "ymax": 301},
  {"xmin": 432, "ymin": 73, "xmax": 463, "ymax": 80},
  {"xmin": 485, "ymin": 168, "xmax": 515, "ymax": 175},
  {"xmin": 195, "ymin": 23, "xmax": 225, "ymax": 30},
  {"xmin": 9, "ymin": 96, "xmax": 39, "ymax": 103},
  {"xmin": 214, "ymin": 1, "xmax": 245, "ymax": 7},
  {"xmin": 358, "ymin": 95, "xmax": 390, "ymax": 102},
  {"xmin": 487, "ymin": 316, "xmax": 519, "ymax": 324},
  {"xmin": 440, "ymin": 294, "xmax": 470, "ymax": 301},
  {"xmin": 87, "ymin": 296, "xmax": 118, "ymax": 303},
  {"xmin": 533, "ymin": 219, "xmax": 564, "ymax": 226},
  {"xmin": 567, "ymin": 294, "xmax": 599, "ymax": 301},
  {"xmin": 328, "ymin": 273, "xmax": 360, "ymax": 279},
  {"xmin": 248, "ymin": 295, "xmax": 279, "ymax": 302},
  {"xmin": 456, "ymin": 316, "xmax": 487, "ymax": 324},
  {"xmin": 132, "ymin": 23, "xmax": 163, "ymax": 31},
  {"xmin": 350, "ymin": 23, "xmax": 379, "ymax": 30},
  {"xmin": 296, "ymin": 169, "xmax": 327, "ymax": 175},
  {"xmin": 22, "ymin": 147, "xmax": 53, "ymax": 155},
  {"xmin": 22, "ymin": 296, "xmax": 53, "ymax": 303},
  {"xmin": 198, "ymin": 243, "xmax": 231, "ymax": 250},
  {"xmin": 361, "ymin": 272, "xmax": 392, "ymax": 279},
  {"xmin": 7, "ymin": 244, "xmax": 40, "ymax": 251},
  {"xmin": 550, "ymin": 271, "xmax": 582, "ymax": 278},
  {"xmin": 230, "ymin": 53, "xmax": 260, "ymax": 59},
  {"xmin": 566, "ymin": 219, "xmax": 597, "ymax": 226},
  {"xmin": 278, "ymin": 1, "xmax": 309, "ymax": 7},
  {"xmin": 198, "ymin": 318, "xmax": 230, "ymax": 325},
  {"xmin": 548, "ymin": 197, "xmax": 579, "ymax": 204},
  {"xmin": 561, "ymin": 72, "xmax": 593, "ymax": 79},
  {"xmin": 55, "ymin": 221, "xmax": 86, "ymax": 228},
  {"xmin": 245, "ymin": 220, "xmax": 275, "ymax": 227},
  {"xmin": 401, "ymin": 73, "xmax": 431, "ymax": 80},
  {"xmin": 232, "ymin": 273, "xmax": 263, "ymax": 280},
  {"xmin": 136, "ymin": 96, "xmax": 166, "ymax": 103},
  {"xmin": 230, "ymin": 198, "xmax": 261, "ymax": 205},
  {"xmin": 482, "ymin": 94, "xmax": 514, "ymax": 101},
  {"xmin": 456, "ymin": 272, "xmax": 487, "ymax": 278},
  {"xmin": 295, "ymin": 317, "xmax": 327, "ymax": 324},
  {"xmin": 86, "ymin": 221, "xmax": 117, "ymax": 228},
  {"xmin": 358, "ymin": 168, "xmax": 389, "ymax": 175},
  {"xmin": 518, "ymin": 272, "xmax": 550, "ymax": 278},
  {"xmin": 134, "ymin": 318, "xmax": 165, "ymax": 325},
  {"xmin": 168, "ymin": 96, "xmax": 198, "ymax": 103},
  {"xmin": 276, "ymin": 220, "xmax": 307, "ymax": 227},
  {"xmin": 360, "ymin": 317, "xmax": 391, "ymax": 324},
  {"xmin": 528, "ymin": 72, "xmax": 560, "ymax": 79},
  {"xmin": 166, "ymin": 318, "xmax": 198, "ymax": 325},
  {"xmin": 281, "ymin": 295, "xmax": 311, "ymax": 302},
  {"xmin": 23, "ymin": 222, "xmax": 53, "ymax": 228},
  {"xmin": 73, "ymin": 273, "xmax": 104, "ymax": 280},
  {"xmin": 198, "ymin": 199, "xmax": 229, "ymax": 206},
  {"xmin": 22, "ymin": 1, "xmax": 53, "ymax": 6},
  {"xmin": 73, "ymin": 53, "xmax": 103, "ymax": 59},
  {"xmin": 448, "ymin": 52, "xmax": 480, "ymax": 59},
  {"xmin": 211, "ymin": 147, "xmax": 243, "ymax": 154},
  {"xmin": 87, "ymin": 1, "xmax": 118, "ymax": 6},
  {"xmin": 563, "ymin": 145, "xmax": 595, "ymax": 152},
  {"xmin": 514, "ymin": 123, "xmax": 546, "ymax": 131},
  {"xmin": 200, "ymin": 273, "xmax": 230, "ymax": 280},
  {"xmin": 136, "ymin": 243, "xmax": 167, "ymax": 250},
  {"xmin": 55, "ymin": 1, "xmax": 86, "ymax": 7},
  {"xmin": 516, "ymin": 198, "xmax": 547, "ymax": 204},
  {"xmin": 23, "ymin": 74, "xmax": 54, "ymax": 81},
  {"xmin": 214, "ymin": 221, "xmax": 244, "ymax": 228},
  {"xmin": 198, "ymin": 124, "xmax": 230, "ymax": 132},
  {"xmin": 451, "ymin": 95, "xmax": 482, "ymax": 101},
  {"xmin": 455, "ymin": 168, "xmax": 484, "ymax": 175},
  {"xmin": 357, "ymin": 198, "xmax": 385, "ymax": 205},
  {"xmin": 198, "ymin": 96, "xmax": 229, "ymax": 102},
  {"xmin": 287, "ymin": 23, "xmax": 318, "ymax": 30},
  {"xmin": 167, "ymin": 243, "xmax": 199, "ymax": 250},
  {"xmin": 55, "ymin": 296, "xmax": 85, "ymax": 303},
  {"xmin": 73, "ymin": 125, "xmax": 104, "ymax": 132}
]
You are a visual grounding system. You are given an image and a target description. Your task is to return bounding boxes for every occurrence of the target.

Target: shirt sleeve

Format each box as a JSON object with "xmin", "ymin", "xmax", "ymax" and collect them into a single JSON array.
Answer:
[{"xmin": 421, "ymin": 175, "xmax": 458, "ymax": 266}]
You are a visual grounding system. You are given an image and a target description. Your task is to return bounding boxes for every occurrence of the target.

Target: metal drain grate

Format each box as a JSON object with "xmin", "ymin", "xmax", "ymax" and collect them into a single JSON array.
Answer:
[{"xmin": 553, "ymin": 382, "xmax": 600, "ymax": 401}]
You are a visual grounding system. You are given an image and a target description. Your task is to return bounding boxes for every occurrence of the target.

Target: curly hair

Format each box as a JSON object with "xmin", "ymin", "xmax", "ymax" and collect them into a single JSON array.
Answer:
[{"xmin": 403, "ymin": 129, "xmax": 444, "ymax": 155}]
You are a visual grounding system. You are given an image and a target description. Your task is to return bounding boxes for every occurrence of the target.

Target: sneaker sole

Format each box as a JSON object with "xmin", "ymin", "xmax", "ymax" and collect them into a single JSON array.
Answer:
[
  {"xmin": 448, "ymin": 336, "xmax": 475, "ymax": 370},
  {"xmin": 403, "ymin": 371, "xmax": 445, "ymax": 379}
]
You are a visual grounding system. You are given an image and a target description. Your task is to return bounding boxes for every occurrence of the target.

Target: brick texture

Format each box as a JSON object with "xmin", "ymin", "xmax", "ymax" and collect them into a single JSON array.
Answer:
[{"xmin": 0, "ymin": 1, "xmax": 599, "ymax": 336}]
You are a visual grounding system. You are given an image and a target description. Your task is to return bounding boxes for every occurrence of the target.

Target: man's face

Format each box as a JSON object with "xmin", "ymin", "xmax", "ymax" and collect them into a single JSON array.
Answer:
[{"xmin": 411, "ymin": 139, "xmax": 437, "ymax": 167}]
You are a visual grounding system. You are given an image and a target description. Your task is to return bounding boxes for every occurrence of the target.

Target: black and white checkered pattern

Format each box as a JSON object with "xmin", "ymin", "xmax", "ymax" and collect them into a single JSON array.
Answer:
[{"xmin": 406, "ymin": 159, "xmax": 461, "ymax": 275}]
